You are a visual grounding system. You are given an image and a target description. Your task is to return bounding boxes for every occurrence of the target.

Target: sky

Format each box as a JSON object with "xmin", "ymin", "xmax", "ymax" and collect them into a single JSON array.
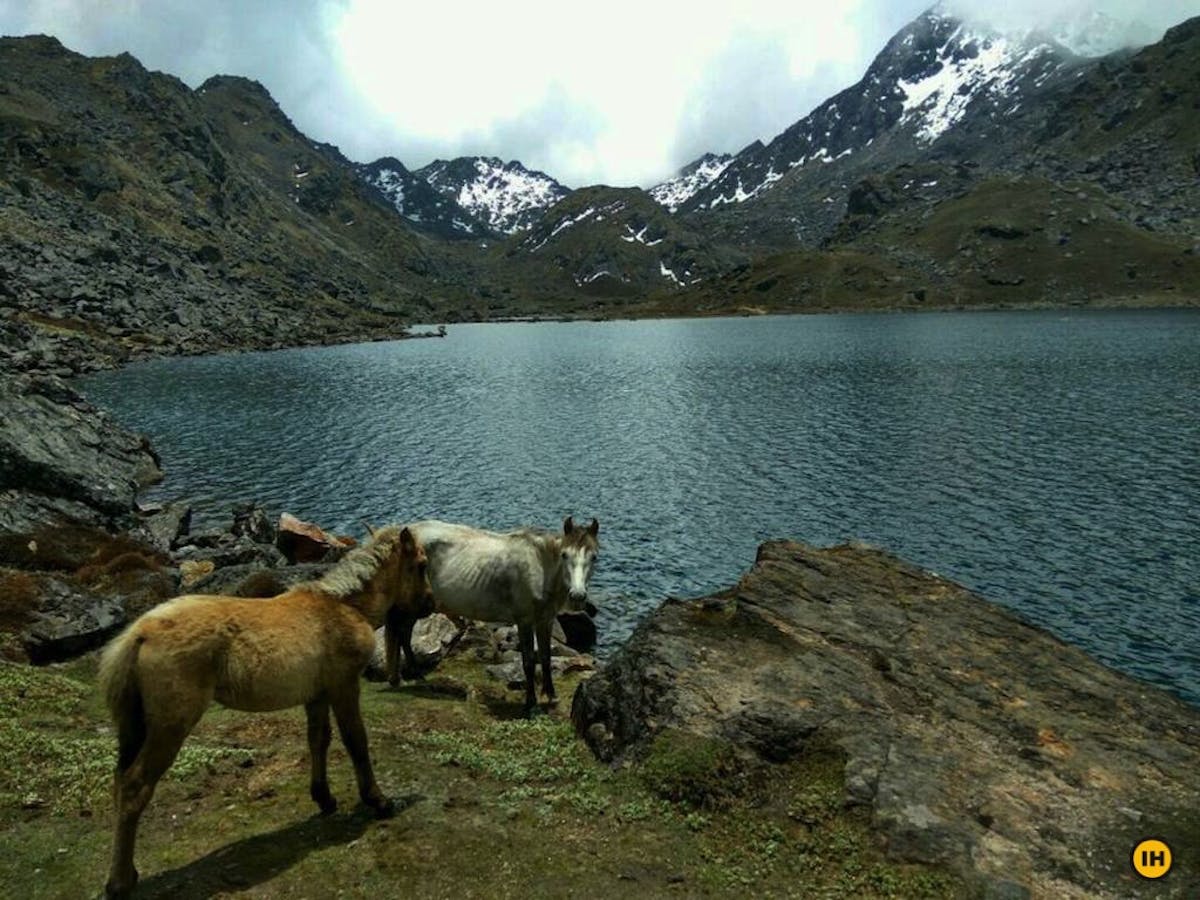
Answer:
[{"xmin": 3, "ymin": 1, "xmax": 1198, "ymax": 188}]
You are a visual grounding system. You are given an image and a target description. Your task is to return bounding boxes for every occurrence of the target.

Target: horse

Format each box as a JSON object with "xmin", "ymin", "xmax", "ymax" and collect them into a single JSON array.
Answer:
[
  {"xmin": 97, "ymin": 524, "xmax": 433, "ymax": 898},
  {"xmin": 385, "ymin": 516, "xmax": 599, "ymax": 714}
]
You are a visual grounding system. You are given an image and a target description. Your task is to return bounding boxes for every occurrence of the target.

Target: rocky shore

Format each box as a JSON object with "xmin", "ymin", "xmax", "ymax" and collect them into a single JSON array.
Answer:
[{"xmin": 572, "ymin": 540, "xmax": 1200, "ymax": 898}]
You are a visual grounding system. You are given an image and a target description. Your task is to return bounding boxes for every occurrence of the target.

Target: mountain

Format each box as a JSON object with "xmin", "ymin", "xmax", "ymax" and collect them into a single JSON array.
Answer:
[
  {"xmin": 3, "ymin": 5, "xmax": 1198, "ymax": 358},
  {"xmin": 648, "ymin": 153, "xmax": 732, "ymax": 212},
  {"xmin": 487, "ymin": 186, "xmax": 746, "ymax": 310},
  {"xmin": 419, "ymin": 156, "xmax": 569, "ymax": 235},
  {"xmin": 0, "ymin": 36, "xmax": 484, "ymax": 373},
  {"xmin": 635, "ymin": 6, "xmax": 1200, "ymax": 314},
  {"xmin": 355, "ymin": 156, "xmax": 479, "ymax": 239},
  {"xmin": 357, "ymin": 155, "xmax": 569, "ymax": 238},
  {"xmin": 671, "ymin": 7, "xmax": 1084, "ymax": 235}
]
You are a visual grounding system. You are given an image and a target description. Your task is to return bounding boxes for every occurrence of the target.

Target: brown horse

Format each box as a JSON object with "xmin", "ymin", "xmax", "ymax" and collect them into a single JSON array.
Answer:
[{"xmin": 98, "ymin": 525, "xmax": 432, "ymax": 898}]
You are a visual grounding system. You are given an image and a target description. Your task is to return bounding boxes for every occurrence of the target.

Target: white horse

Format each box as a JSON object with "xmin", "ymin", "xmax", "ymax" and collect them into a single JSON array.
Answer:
[{"xmin": 386, "ymin": 516, "xmax": 600, "ymax": 713}]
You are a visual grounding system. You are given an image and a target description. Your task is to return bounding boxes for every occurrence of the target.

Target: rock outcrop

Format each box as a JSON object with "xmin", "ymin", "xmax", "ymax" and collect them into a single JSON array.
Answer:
[
  {"xmin": 0, "ymin": 374, "xmax": 161, "ymax": 531},
  {"xmin": 572, "ymin": 541, "xmax": 1200, "ymax": 899}
]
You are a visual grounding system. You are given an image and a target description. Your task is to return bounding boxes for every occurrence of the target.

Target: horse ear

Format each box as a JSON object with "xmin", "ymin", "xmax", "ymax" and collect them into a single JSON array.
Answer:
[
  {"xmin": 588, "ymin": 518, "xmax": 599, "ymax": 537},
  {"xmin": 399, "ymin": 526, "xmax": 415, "ymax": 551},
  {"xmin": 563, "ymin": 516, "xmax": 575, "ymax": 535}
]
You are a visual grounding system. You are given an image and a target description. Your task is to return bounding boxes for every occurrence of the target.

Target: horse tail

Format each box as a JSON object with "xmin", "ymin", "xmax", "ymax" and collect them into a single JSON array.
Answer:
[{"xmin": 98, "ymin": 625, "xmax": 146, "ymax": 773}]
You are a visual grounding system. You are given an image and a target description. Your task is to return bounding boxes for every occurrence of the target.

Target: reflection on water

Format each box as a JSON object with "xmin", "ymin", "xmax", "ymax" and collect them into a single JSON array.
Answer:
[{"xmin": 82, "ymin": 309, "xmax": 1200, "ymax": 704}]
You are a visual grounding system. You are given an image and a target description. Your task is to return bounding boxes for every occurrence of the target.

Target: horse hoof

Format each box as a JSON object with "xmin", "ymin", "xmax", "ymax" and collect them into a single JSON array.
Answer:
[
  {"xmin": 105, "ymin": 871, "xmax": 137, "ymax": 898},
  {"xmin": 373, "ymin": 797, "xmax": 396, "ymax": 819},
  {"xmin": 317, "ymin": 797, "xmax": 338, "ymax": 816}
]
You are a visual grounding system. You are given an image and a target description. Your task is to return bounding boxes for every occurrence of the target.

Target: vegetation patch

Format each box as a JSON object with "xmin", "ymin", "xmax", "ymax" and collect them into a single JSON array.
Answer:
[
  {"xmin": 0, "ymin": 662, "xmax": 253, "ymax": 815},
  {"xmin": 640, "ymin": 727, "xmax": 753, "ymax": 809}
]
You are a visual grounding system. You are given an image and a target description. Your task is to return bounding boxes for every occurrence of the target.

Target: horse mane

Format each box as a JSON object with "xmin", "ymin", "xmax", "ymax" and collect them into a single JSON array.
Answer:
[{"xmin": 303, "ymin": 524, "xmax": 406, "ymax": 600}]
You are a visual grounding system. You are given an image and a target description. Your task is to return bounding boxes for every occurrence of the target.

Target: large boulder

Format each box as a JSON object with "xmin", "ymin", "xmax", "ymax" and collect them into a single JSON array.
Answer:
[
  {"xmin": 572, "ymin": 541, "xmax": 1200, "ymax": 898},
  {"xmin": 0, "ymin": 376, "xmax": 161, "ymax": 527},
  {"xmin": 275, "ymin": 512, "xmax": 356, "ymax": 563},
  {"xmin": 20, "ymin": 572, "xmax": 125, "ymax": 664}
]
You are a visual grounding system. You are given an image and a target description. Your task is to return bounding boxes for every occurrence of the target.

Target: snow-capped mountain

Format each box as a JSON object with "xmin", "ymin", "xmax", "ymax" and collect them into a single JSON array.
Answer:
[
  {"xmin": 357, "ymin": 156, "xmax": 481, "ymax": 238},
  {"xmin": 675, "ymin": 6, "xmax": 1079, "ymax": 216},
  {"xmin": 418, "ymin": 157, "xmax": 569, "ymax": 235},
  {"xmin": 358, "ymin": 155, "xmax": 569, "ymax": 237},
  {"xmin": 648, "ymin": 153, "xmax": 733, "ymax": 212}
]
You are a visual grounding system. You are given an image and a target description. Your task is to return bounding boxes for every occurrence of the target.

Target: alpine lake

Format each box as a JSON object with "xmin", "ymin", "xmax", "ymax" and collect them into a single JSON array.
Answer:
[{"xmin": 81, "ymin": 309, "xmax": 1200, "ymax": 706}]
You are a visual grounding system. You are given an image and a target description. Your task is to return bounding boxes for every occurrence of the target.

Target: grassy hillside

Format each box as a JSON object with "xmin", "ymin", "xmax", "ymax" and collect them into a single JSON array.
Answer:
[{"xmin": 651, "ymin": 175, "xmax": 1200, "ymax": 317}]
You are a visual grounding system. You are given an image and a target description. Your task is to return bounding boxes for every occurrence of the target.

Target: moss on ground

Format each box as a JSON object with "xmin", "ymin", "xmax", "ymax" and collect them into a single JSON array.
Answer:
[{"xmin": 0, "ymin": 657, "xmax": 967, "ymax": 898}]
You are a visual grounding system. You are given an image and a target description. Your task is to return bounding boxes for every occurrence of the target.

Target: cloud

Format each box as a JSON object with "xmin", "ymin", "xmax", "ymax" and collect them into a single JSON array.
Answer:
[
  {"xmin": 3, "ymin": 0, "xmax": 1198, "ymax": 188},
  {"xmin": 944, "ymin": 0, "xmax": 1198, "ymax": 37}
]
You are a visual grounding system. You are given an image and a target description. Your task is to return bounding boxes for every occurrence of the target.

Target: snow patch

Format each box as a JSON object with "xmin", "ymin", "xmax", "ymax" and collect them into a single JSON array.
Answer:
[{"xmin": 650, "ymin": 155, "xmax": 733, "ymax": 211}]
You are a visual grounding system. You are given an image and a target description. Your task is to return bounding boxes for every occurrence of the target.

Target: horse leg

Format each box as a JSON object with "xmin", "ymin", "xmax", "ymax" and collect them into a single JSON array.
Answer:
[
  {"xmin": 305, "ymin": 698, "xmax": 337, "ymax": 815},
  {"xmin": 398, "ymin": 615, "xmax": 422, "ymax": 680},
  {"xmin": 517, "ymin": 623, "xmax": 538, "ymax": 715},
  {"xmin": 106, "ymin": 719, "xmax": 193, "ymax": 898},
  {"xmin": 384, "ymin": 609, "xmax": 404, "ymax": 687},
  {"xmin": 535, "ymin": 618, "xmax": 556, "ymax": 704},
  {"xmin": 385, "ymin": 611, "xmax": 421, "ymax": 685},
  {"xmin": 329, "ymin": 680, "xmax": 394, "ymax": 818}
]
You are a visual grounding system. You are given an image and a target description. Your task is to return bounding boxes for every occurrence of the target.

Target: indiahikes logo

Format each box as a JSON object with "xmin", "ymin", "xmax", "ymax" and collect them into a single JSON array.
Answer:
[{"xmin": 1130, "ymin": 838, "xmax": 1173, "ymax": 879}]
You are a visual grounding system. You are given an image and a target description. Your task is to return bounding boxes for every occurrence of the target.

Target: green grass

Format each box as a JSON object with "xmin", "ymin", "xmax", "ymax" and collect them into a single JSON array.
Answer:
[{"xmin": 0, "ymin": 656, "xmax": 967, "ymax": 898}]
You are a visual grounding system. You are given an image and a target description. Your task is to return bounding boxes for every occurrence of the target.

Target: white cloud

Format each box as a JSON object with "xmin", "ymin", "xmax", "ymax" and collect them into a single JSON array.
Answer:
[{"xmin": 2, "ymin": 0, "xmax": 1198, "ymax": 187}]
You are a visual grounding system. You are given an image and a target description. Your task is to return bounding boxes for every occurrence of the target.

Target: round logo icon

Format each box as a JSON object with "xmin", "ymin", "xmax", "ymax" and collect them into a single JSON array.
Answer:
[{"xmin": 1131, "ymin": 838, "xmax": 1172, "ymax": 879}]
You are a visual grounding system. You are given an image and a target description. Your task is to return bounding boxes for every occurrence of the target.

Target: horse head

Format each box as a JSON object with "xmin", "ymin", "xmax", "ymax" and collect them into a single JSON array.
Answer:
[
  {"xmin": 559, "ymin": 516, "xmax": 600, "ymax": 611},
  {"xmin": 393, "ymin": 525, "xmax": 434, "ymax": 617}
]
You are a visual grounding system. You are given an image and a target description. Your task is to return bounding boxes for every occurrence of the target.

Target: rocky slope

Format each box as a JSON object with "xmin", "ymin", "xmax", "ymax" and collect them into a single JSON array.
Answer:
[
  {"xmin": 0, "ymin": 35, "xmax": 473, "ymax": 373},
  {"xmin": 573, "ymin": 540, "xmax": 1200, "ymax": 898},
  {"xmin": 490, "ymin": 186, "xmax": 747, "ymax": 309}
]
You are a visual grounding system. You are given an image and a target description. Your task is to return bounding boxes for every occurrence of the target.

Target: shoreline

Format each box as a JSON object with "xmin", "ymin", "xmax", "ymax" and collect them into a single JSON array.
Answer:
[{"xmin": 27, "ymin": 294, "xmax": 1198, "ymax": 379}]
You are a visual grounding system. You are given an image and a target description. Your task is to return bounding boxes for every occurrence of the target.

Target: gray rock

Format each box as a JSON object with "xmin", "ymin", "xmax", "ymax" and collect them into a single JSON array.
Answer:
[
  {"xmin": 173, "ymin": 535, "xmax": 285, "ymax": 569},
  {"xmin": 0, "ymin": 488, "xmax": 109, "ymax": 533},
  {"xmin": 0, "ymin": 375, "xmax": 160, "ymax": 522},
  {"xmin": 485, "ymin": 654, "xmax": 595, "ymax": 689},
  {"xmin": 230, "ymin": 502, "xmax": 275, "ymax": 544},
  {"xmin": 572, "ymin": 541, "xmax": 1200, "ymax": 897},
  {"xmin": 188, "ymin": 562, "xmax": 327, "ymax": 597},
  {"xmin": 21, "ymin": 573, "xmax": 125, "ymax": 664},
  {"xmin": 133, "ymin": 499, "xmax": 192, "ymax": 553},
  {"xmin": 366, "ymin": 612, "xmax": 462, "ymax": 679}
]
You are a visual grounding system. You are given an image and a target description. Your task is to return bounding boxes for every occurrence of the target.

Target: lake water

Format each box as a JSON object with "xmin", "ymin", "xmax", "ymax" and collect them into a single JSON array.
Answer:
[{"xmin": 81, "ymin": 310, "xmax": 1200, "ymax": 705}]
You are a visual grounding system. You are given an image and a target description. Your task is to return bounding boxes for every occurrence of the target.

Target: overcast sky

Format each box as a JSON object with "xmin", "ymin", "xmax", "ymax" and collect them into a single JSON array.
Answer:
[{"xmin": 4, "ymin": 1, "xmax": 1198, "ymax": 187}]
